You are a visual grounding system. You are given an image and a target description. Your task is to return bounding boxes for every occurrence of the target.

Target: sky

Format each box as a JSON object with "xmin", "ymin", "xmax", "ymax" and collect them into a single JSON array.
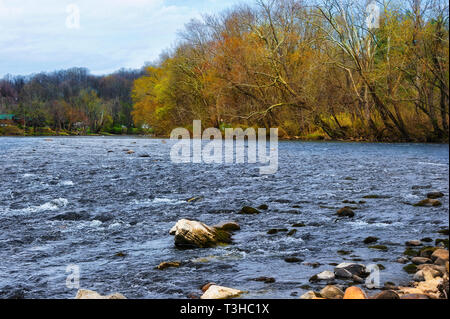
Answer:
[{"xmin": 0, "ymin": 0, "xmax": 245, "ymax": 77}]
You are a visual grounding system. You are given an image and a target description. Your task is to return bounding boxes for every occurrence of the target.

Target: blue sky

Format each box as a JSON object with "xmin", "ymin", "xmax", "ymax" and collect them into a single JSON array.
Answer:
[{"xmin": 0, "ymin": 0, "xmax": 245, "ymax": 77}]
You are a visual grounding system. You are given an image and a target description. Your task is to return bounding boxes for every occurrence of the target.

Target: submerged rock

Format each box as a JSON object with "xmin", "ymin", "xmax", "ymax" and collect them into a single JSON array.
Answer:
[
  {"xmin": 336, "ymin": 207, "xmax": 355, "ymax": 218},
  {"xmin": 213, "ymin": 221, "xmax": 240, "ymax": 232},
  {"xmin": 75, "ymin": 289, "xmax": 126, "ymax": 299},
  {"xmin": 156, "ymin": 261, "xmax": 181, "ymax": 270},
  {"xmin": 427, "ymin": 192, "xmax": 444, "ymax": 199},
  {"xmin": 238, "ymin": 206, "xmax": 261, "ymax": 214},
  {"xmin": 257, "ymin": 204, "xmax": 268, "ymax": 210},
  {"xmin": 363, "ymin": 236, "xmax": 379, "ymax": 244},
  {"xmin": 413, "ymin": 198, "xmax": 442, "ymax": 207},
  {"xmin": 169, "ymin": 219, "xmax": 231, "ymax": 248},
  {"xmin": 200, "ymin": 285, "xmax": 243, "ymax": 299},
  {"xmin": 252, "ymin": 277, "xmax": 276, "ymax": 284}
]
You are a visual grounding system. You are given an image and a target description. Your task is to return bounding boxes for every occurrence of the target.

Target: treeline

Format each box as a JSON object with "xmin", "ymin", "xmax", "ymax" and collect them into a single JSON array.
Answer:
[
  {"xmin": 0, "ymin": 67, "xmax": 145, "ymax": 135},
  {"xmin": 132, "ymin": 0, "xmax": 449, "ymax": 142}
]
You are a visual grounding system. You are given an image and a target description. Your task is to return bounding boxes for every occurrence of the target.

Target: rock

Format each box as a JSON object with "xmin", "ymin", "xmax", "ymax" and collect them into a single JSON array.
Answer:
[
  {"xmin": 413, "ymin": 198, "xmax": 442, "ymax": 207},
  {"xmin": 373, "ymin": 290, "xmax": 399, "ymax": 299},
  {"xmin": 334, "ymin": 268, "xmax": 353, "ymax": 279},
  {"xmin": 421, "ymin": 237, "xmax": 433, "ymax": 243},
  {"xmin": 336, "ymin": 207, "xmax": 355, "ymax": 218},
  {"xmin": 201, "ymin": 282, "xmax": 216, "ymax": 292},
  {"xmin": 316, "ymin": 270, "xmax": 335, "ymax": 281},
  {"xmin": 403, "ymin": 263, "xmax": 418, "ymax": 274},
  {"xmin": 419, "ymin": 246, "xmax": 438, "ymax": 258},
  {"xmin": 335, "ymin": 262, "xmax": 367, "ymax": 277},
  {"xmin": 416, "ymin": 264, "xmax": 446, "ymax": 277},
  {"xmin": 213, "ymin": 221, "xmax": 240, "ymax": 232},
  {"xmin": 343, "ymin": 286, "xmax": 367, "ymax": 299},
  {"xmin": 368, "ymin": 245, "xmax": 388, "ymax": 251},
  {"xmin": 412, "ymin": 257, "xmax": 432, "ymax": 265},
  {"xmin": 352, "ymin": 275, "xmax": 365, "ymax": 284},
  {"xmin": 437, "ymin": 228, "xmax": 449, "ymax": 236},
  {"xmin": 287, "ymin": 229, "xmax": 297, "ymax": 236},
  {"xmin": 200, "ymin": 285, "xmax": 243, "ymax": 299},
  {"xmin": 169, "ymin": 219, "xmax": 231, "ymax": 248},
  {"xmin": 431, "ymin": 249, "xmax": 449, "ymax": 265},
  {"xmin": 75, "ymin": 289, "xmax": 126, "ymax": 299},
  {"xmin": 404, "ymin": 247, "xmax": 419, "ymax": 257},
  {"xmin": 400, "ymin": 294, "xmax": 431, "ymax": 299},
  {"xmin": 252, "ymin": 277, "xmax": 276, "ymax": 284},
  {"xmin": 396, "ymin": 257, "xmax": 409, "ymax": 264},
  {"xmin": 320, "ymin": 285, "xmax": 344, "ymax": 299},
  {"xmin": 257, "ymin": 204, "xmax": 268, "ymax": 210},
  {"xmin": 156, "ymin": 261, "xmax": 181, "ymax": 270},
  {"xmin": 363, "ymin": 236, "xmax": 379, "ymax": 244},
  {"xmin": 300, "ymin": 291, "xmax": 320, "ymax": 299},
  {"xmin": 238, "ymin": 206, "xmax": 261, "ymax": 214},
  {"xmin": 413, "ymin": 270, "xmax": 425, "ymax": 282},
  {"xmin": 427, "ymin": 192, "xmax": 444, "ymax": 199},
  {"xmin": 292, "ymin": 223, "xmax": 306, "ymax": 227},
  {"xmin": 126, "ymin": 150, "xmax": 135, "ymax": 154},
  {"xmin": 284, "ymin": 257, "xmax": 302, "ymax": 263},
  {"xmin": 406, "ymin": 240, "xmax": 422, "ymax": 247},
  {"xmin": 186, "ymin": 196, "xmax": 203, "ymax": 203}
]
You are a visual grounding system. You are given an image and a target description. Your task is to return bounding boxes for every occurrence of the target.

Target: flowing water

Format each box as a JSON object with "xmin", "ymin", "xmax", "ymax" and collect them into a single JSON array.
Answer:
[{"xmin": 0, "ymin": 137, "xmax": 448, "ymax": 299}]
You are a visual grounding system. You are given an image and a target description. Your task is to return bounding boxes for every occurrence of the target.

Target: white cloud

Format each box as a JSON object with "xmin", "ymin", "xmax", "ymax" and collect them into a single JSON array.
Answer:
[{"xmin": 0, "ymin": 0, "xmax": 244, "ymax": 76}]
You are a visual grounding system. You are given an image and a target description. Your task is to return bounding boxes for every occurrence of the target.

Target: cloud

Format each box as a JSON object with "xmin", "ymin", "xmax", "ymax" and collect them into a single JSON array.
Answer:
[{"xmin": 0, "ymin": 0, "xmax": 243, "ymax": 77}]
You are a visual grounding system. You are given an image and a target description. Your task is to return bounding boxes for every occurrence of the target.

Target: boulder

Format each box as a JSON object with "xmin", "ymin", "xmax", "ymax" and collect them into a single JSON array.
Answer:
[
  {"xmin": 334, "ymin": 268, "xmax": 353, "ymax": 279},
  {"xmin": 316, "ymin": 270, "xmax": 335, "ymax": 281},
  {"xmin": 343, "ymin": 286, "xmax": 367, "ymax": 299},
  {"xmin": 336, "ymin": 207, "xmax": 355, "ymax": 218},
  {"xmin": 75, "ymin": 289, "xmax": 126, "ymax": 299},
  {"xmin": 411, "ymin": 257, "xmax": 432, "ymax": 265},
  {"xmin": 431, "ymin": 249, "xmax": 449, "ymax": 265},
  {"xmin": 363, "ymin": 236, "xmax": 378, "ymax": 244},
  {"xmin": 427, "ymin": 192, "xmax": 444, "ymax": 199},
  {"xmin": 335, "ymin": 262, "xmax": 367, "ymax": 277},
  {"xmin": 300, "ymin": 291, "xmax": 320, "ymax": 299},
  {"xmin": 320, "ymin": 285, "xmax": 344, "ymax": 299},
  {"xmin": 169, "ymin": 219, "xmax": 231, "ymax": 248},
  {"xmin": 213, "ymin": 221, "xmax": 240, "ymax": 232},
  {"xmin": 372, "ymin": 290, "xmax": 399, "ymax": 299},
  {"xmin": 200, "ymin": 285, "xmax": 243, "ymax": 299}
]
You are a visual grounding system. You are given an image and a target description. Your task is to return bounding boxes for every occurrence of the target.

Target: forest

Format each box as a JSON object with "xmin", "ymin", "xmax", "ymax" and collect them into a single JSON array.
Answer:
[{"xmin": 1, "ymin": 0, "xmax": 449, "ymax": 142}]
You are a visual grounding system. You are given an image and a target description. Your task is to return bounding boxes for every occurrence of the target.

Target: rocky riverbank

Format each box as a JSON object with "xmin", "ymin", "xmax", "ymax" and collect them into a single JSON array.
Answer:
[{"xmin": 75, "ymin": 215, "xmax": 449, "ymax": 300}]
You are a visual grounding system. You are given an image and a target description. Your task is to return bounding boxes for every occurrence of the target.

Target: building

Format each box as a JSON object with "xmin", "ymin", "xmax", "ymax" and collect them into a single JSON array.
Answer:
[{"xmin": 0, "ymin": 114, "xmax": 15, "ymax": 127}]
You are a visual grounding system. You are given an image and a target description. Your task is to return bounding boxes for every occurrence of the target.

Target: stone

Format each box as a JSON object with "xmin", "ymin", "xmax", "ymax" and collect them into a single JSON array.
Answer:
[
  {"xmin": 400, "ymin": 294, "xmax": 431, "ymax": 299},
  {"xmin": 413, "ymin": 198, "xmax": 442, "ymax": 207},
  {"xmin": 300, "ymin": 291, "xmax": 319, "ymax": 299},
  {"xmin": 252, "ymin": 277, "xmax": 276, "ymax": 284},
  {"xmin": 343, "ymin": 286, "xmax": 367, "ymax": 299},
  {"xmin": 336, "ymin": 207, "xmax": 355, "ymax": 218},
  {"xmin": 373, "ymin": 290, "xmax": 399, "ymax": 299},
  {"xmin": 169, "ymin": 219, "xmax": 231, "ymax": 248},
  {"xmin": 335, "ymin": 262, "xmax": 367, "ymax": 277},
  {"xmin": 406, "ymin": 240, "xmax": 422, "ymax": 246},
  {"xmin": 431, "ymin": 249, "xmax": 449, "ymax": 264},
  {"xmin": 411, "ymin": 257, "xmax": 432, "ymax": 265},
  {"xmin": 413, "ymin": 270, "xmax": 425, "ymax": 282},
  {"xmin": 75, "ymin": 289, "xmax": 126, "ymax": 299},
  {"xmin": 257, "ymin": 204, "xmax": 268, "ymax": 210},
  {"xmin": 213, "ymin": 221, "xmax": 240, "ymax": 232},
  {"xmin": 238, "ymin": 206, "xmax": 261, "ymax": 214},
  {"xmin": 316, "ymin": 270, "xmax": 335, "ymax": 281},
  {"xmin": 363, "ymin": 236, "xmax": 378, "ymax": 244},
  {"xmin": 200, "ymin": 285, "xmax": 243, "ymax": 299},
  {"xmin": 334, "ymin": 268, "xmax": 353, "ymax": 279},
  {"xmin": 284, "ymin": 257, "xmax": 302, "ymax": 263},
  {"xmin": 156, "ymin": 261, "xmax": 181, "ymax": 270},
  {"xmin": 126, "ymin": 150, "xmax": 135, "ymax": 154},
  {"xmin": 201, "ymin": 282, "xmax": 216, "ymax": 292},
  {"xmin": 396, "ymin": 257, "xmax": 409, "ymax": 264},
  {"xmin": 320, "ymin": 285, "xmax": 344, "ymax": 299},
  {"xmin": 427, "ymin": 192, "xmax": 444, "ymax": 199}
]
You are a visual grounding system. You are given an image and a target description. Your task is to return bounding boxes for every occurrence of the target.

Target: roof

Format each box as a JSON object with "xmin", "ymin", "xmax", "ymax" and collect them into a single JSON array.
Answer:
[{"xmin": 0, "ymin": 114, "xmax": 15, "ymax": 120}]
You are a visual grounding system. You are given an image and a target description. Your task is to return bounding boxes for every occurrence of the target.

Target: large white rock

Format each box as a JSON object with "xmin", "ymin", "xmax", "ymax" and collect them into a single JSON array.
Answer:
[
  {"xmin": 169, "ymin": 219, "xmax": 231, "ymax": 248},
  {"xmin": 75, "ymin": 289, "xmax": 126, "ymax": 299},
  {"xmin": 200, "ymin": 285, "xmax": 243, "ymax": 299},
  {"xmin": 316, "ymin": 270, "xmax": 335, "ymax": 281}
]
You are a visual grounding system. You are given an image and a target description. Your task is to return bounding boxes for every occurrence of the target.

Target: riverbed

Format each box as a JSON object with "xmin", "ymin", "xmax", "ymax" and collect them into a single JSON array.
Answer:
[{"xmin": 0, "ymin": 137, "xmax": 448, "ymax": 298}]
